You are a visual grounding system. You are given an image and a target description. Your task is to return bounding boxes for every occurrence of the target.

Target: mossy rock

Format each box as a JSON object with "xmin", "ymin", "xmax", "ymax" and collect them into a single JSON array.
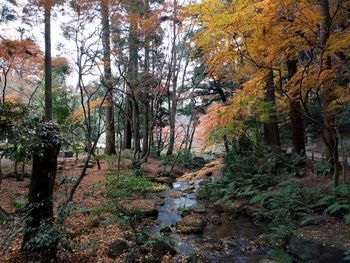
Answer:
[
  {"xmin": 289, "ymin": 224, "xmax": 350, "ymax": 263},
  {"xmin": 176, "ymin": 214, "xmax": 206, "ymax": 234},
  {"xmin": 123, "ymin": 199, "xmax": 158, "ymax": 218},
  {"xmin": 106, "ymin": 239, "xmax": 128, "ymax": 259},
  {"xmin": 141, "ymin": 239, "xmax": 177, "ymax": 262}
]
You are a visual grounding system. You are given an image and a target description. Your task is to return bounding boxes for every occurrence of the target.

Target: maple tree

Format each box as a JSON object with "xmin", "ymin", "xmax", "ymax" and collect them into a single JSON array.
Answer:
[
  {"xmin": 0, "ymin": 38, "xmax": 42, "ymax": 104},
  {"xmin": 187, "ymin": 0, "xmax": 350, "ymax": 186}
]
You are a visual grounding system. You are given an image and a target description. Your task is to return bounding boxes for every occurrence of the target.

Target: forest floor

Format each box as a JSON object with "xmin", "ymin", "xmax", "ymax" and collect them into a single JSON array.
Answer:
[{"xmin": 0, "ymin": 151, "xmax": 350, "ymax": 263}]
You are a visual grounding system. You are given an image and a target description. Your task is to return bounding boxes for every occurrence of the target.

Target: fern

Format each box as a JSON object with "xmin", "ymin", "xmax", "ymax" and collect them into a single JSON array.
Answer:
[
  {"xmin": 270, "ymin": 247, "xmax": 292, "ymax": 263},
  {"xmin": 324, "ymin": 202, "xmax": 350, "ymax": 215}
]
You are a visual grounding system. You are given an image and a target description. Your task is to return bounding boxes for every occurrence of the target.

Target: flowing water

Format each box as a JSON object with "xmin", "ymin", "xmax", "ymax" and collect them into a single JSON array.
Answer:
[{"xmin": 147, "ymin": 179, "xmax": 267, "ymax": 262}]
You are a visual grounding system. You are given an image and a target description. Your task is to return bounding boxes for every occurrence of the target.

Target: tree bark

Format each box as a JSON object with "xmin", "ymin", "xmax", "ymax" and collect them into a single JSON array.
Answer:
[
  {"xmin": 132, "ymin": 100, "xmax": 141, "ymax": 157},
  {"xmin": 44, "ymin": 3, "xmax": 52, "ymax": 121},
  {"xmin": 22, "ymin": 2, "xmax": 61, "ymax": 255},
  {"xmin": 22, "ymin": 123, "xmax": 60, "ymax": 255},
  {"xmin": 101, "ymin": 0, "xmax": 116, "ymax": 155},
  {"xmin": 166, "ymin": 1, "xmax": 178, "ymax": 156},
  {"xmin": 127, "ymin": 0, "xmax": 140, "ymax": 156},
  {"xmin": 319, "ymin": 0, "xmax": 340, "ymax": 186},
  {"xmin": 263, "ymin": 70, "xmax": 281, "ymax": 147},
  {"xmin": 124, "ymin": 101, "xmax": 132, "ymax": 149},
  {"xmin": 142, "ymin": 13, "xmax": 151, "ymax": 160},
  {"xmin": 286, "ymin": 59, "xmax": 305, "ymax": 154}
]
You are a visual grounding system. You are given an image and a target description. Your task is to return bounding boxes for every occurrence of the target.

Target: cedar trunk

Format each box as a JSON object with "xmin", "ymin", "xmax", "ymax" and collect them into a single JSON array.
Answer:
[
  {"xmin": 264, "ymin": 70, "xmax": 280, "ymax": 146},
  {"xmin": 22, "ymin": 3, "xmax": 60, "ymax": 255},
  {"xmin": 286, "ymin": 60, "xmax": 305, "ymax": 154},
  {"xmin": 101, "ymin": 0, "xmax": 116, "ymax": 155}
]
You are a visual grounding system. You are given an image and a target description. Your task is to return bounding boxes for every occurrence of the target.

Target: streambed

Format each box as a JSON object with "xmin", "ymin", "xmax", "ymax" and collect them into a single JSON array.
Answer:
[{"xmin": 147, "ymin": 179, "xmax": 267, "ymax": 262}]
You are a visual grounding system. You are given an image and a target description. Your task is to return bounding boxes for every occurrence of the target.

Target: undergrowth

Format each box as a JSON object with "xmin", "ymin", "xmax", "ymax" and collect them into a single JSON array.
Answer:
[
  {"xmin": 198, "ymin": 148, "xmax": 350, "ymax": 240},
  {"xmin": 104, "ymin": 171, "xmax": 152, "ymax": 198}
]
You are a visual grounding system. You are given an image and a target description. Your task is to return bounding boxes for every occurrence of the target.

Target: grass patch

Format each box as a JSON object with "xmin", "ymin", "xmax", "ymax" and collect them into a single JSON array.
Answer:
[
  {"xmin": 105, "ymin": 171, "xmax": 152, "ymax": 198},
  {"xmin": 10, "ymin": 197, "xmax": 27, "ymax": 211}
]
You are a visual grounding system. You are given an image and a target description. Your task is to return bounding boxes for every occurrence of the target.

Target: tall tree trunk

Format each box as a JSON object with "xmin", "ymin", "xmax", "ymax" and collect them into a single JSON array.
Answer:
[
  {"xmin": 44, "ymin": 3, "xmax": 52, "ymax": 121},
  {"xmin": 127, "ymin": 0, "xmax": 140, "ymax": 156},
  {"xmin": 22, "ymin": 124, "xmax": 60, "ymax": 255},
  {"xmin": 263, "ymin": 70, "xmax": 281, "ymax": 147},
  {"xmin": 22, "ymin": 3, "xmax": 61, "ymax": 255},
  {"xmin": 142, "ymin": 10, "xmax": 150, "ymax": 160},
  {"xmin": 142, "ymin": 100, "xmax": 150, "ymax": 159},
  {"xmin": 166, "ymin": 1, "xmax": 178, "ymax": 156},
  {"xmin": 286, "ymin": 59, "xmax": 305, "ymax": 154},
  {"xmin": 124, "ymin": 101, "xmax": 132, "ymax": 149},
  {"xmin": 101, "ymin": 0, "xmax": 116, "ymax": 155},
  {"xmin": 132, "ymin": 100, "xmax": 141, "ymax": 157},
  {"xmin": 319, "ymin": 0, "xmax": 340, "ymax": 186}
]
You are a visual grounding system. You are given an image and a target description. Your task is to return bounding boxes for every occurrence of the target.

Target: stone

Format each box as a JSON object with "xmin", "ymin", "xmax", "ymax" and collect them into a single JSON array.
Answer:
[
  {"xmin": 123, "ymin": 199, "xmax": 158, "ymax": 218},
  {"xmin": 289, "ymin": 234, "xmax": 348, "ymax": 263},
  {"xmin": 106, "ymin": 239, "xmax": 128, "ymax": 259},
  {"xmin": 207, "ymin": 214, "xmax": 222, "ymax": 225},
  {"xmin": 153, "ymin": 240, "xmax": 177, "ymax": 256},
  {"xmin": 186, "ymin": 252, "xmax": 210, "ymax": 263},
  {"xmin": 184, "ymin": 185, "xmax": 196, "ymax": 193},
  {"xmin": 215, "ymin": 200, "xmax": 249, "ymax": 214},
  {"xmin": 86, "ymin": 217, "xmax": 100, "ymax": 228},
  {"xmin": 192, "ymin": 208, "xmax": 208, "ymax": 215},
  {"xmin": 143, "ymin": 239, "xmax": 177, "ymax": 258},
  {"xmin": 154, "ymin": 176, "xmax": 173, "ymax": 185},
  {"xmin": 171, "ymin": 167, "xmax": 185, "ymax": 177},
  {"xmin": 168, "ymin": 191, "xmax": 183, "ymax": 198},
  {"xmin": 176, "ymin": 214, "xmax": 206, "ymax": 234},
  {"xmin": 160, "ymin": 226, "xmax": 173, "ymax": 234}
]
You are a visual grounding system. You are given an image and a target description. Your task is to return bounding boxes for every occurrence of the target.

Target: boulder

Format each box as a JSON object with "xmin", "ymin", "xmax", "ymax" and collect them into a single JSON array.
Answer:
[
  {"xmin": 289, "ymin": 223, "xmax": 350, "ymax": 263},
  {"xmin": 168, "ymin": 191, "xmax": 183, "ymax": 198},
  {"xmin": 160, "ymin": 226, "xmax": 173, "ymax": 234},
  {"xmin": 106, "ymin": 239, "xmax": 128, "ymax": 259},
  {"xmin": 154, "ymin": 176, "xmax": 173, "ymax": 185},
  {"xmin": 176, "ymin": 214, "xmax": 206, "ymax": 234},
  {"xmin": 290, "ymin": 235, "xmax": 348, "ymax": 263},
  {"xmin": 123, "ymin": 199, "xmax": 158, "ymax": 218}
]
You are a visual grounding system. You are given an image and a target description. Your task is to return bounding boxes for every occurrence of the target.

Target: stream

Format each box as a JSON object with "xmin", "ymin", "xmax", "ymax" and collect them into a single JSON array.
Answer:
[{"xmin": 147, "ymin": 179, "xmax": 267, "ymax": 262}]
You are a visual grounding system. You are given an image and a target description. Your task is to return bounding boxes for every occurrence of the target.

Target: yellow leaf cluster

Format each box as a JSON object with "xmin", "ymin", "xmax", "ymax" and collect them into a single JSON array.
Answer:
[{"xmin": 69, "ymin": 98, "xmax": 105, "ymax": 124}]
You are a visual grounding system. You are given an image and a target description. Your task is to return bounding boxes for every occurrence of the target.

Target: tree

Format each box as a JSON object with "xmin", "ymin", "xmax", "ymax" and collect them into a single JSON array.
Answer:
[
  {"xmin": 166, "ymin": 0, "xmax": 178, "ymax": 156},
  {"xmin": 101, "ymin": 0, "xmax": 116, "ymax": 155},
  {"xmin": 187, "ymin": 0, "xmax": 350, "ymax": 187},
  {"xmin": 263, "ymin": 70, "xmax": 280, "ymax": 147},
  {"xmin": 22, "ymin": 0, "xmax": 61, "ymax": 256}
]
